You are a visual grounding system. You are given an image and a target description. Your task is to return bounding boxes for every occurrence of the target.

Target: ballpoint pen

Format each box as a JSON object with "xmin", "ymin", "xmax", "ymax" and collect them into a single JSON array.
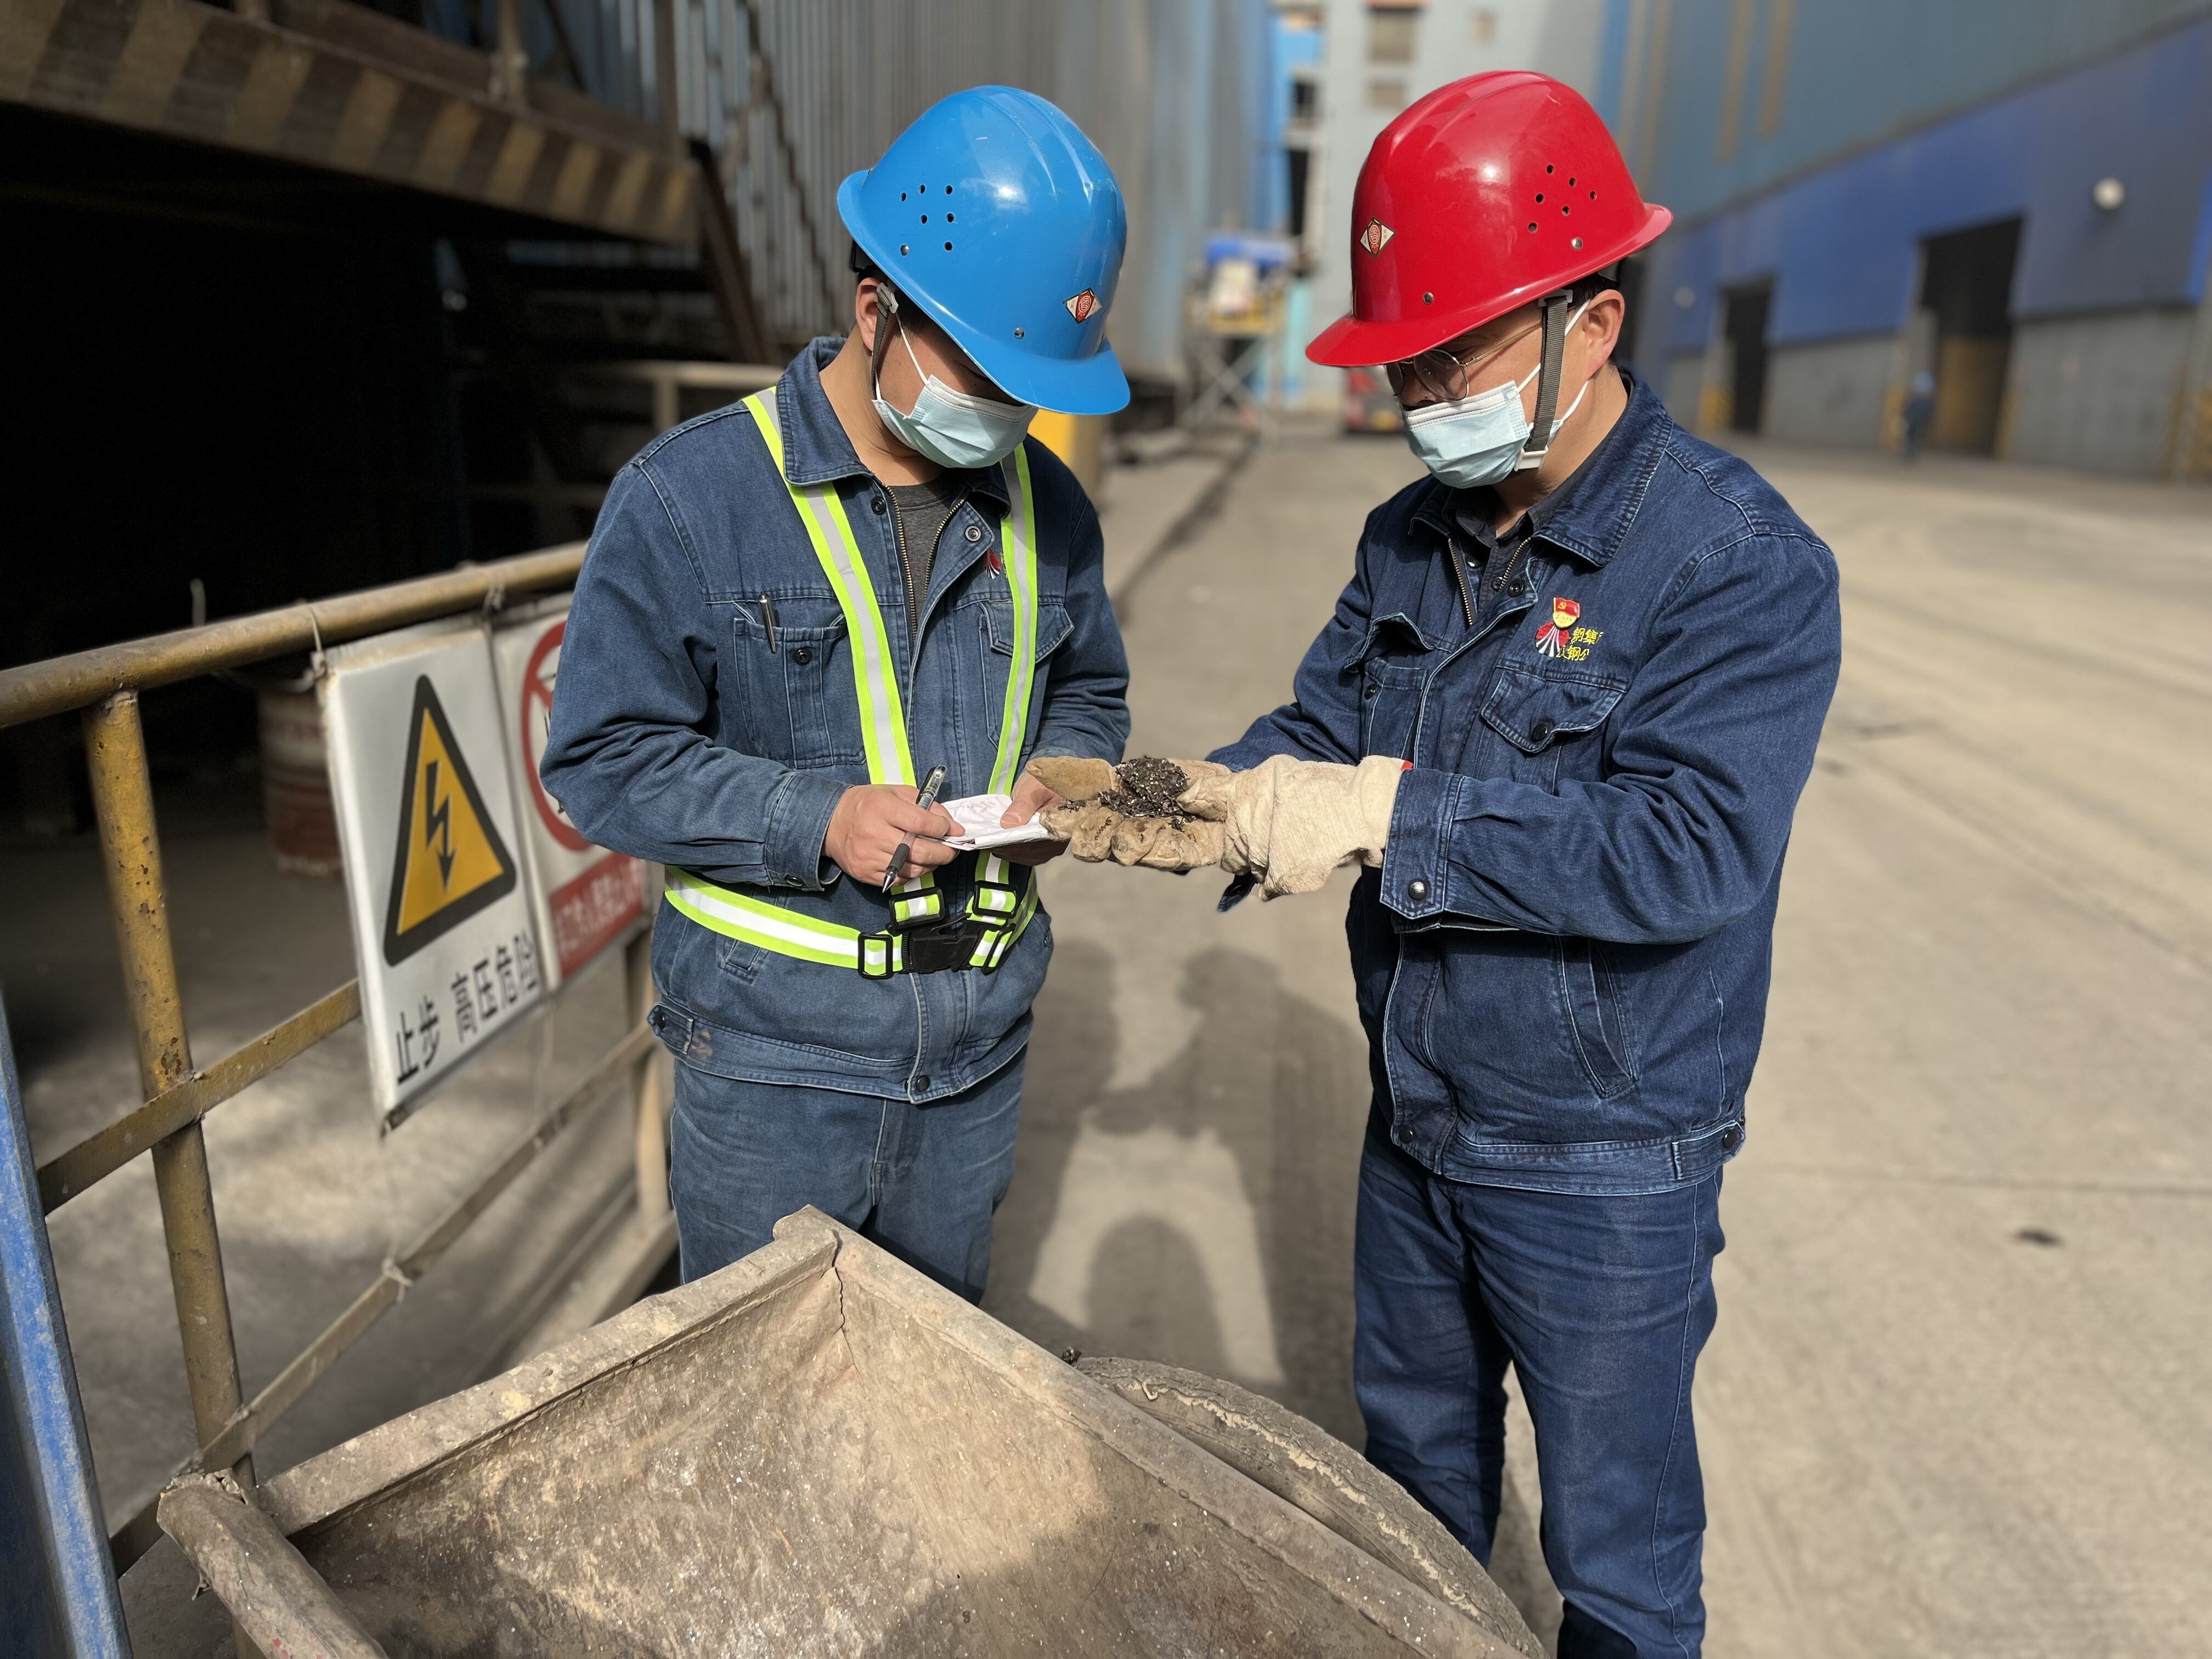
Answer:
[{"xmin": 882, "ymin": 764, "xmax": 948, "ymax": 893}]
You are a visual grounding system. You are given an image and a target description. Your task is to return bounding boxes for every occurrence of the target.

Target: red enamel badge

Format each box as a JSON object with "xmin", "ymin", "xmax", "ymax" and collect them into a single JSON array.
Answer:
[
  {"xmin": 1359, "ymin": 219, "xmax": 1396, "ymax": 257},
  {"xmin": 1535, "ymin": 597, "xmax": 1581, "ymax": 657}
]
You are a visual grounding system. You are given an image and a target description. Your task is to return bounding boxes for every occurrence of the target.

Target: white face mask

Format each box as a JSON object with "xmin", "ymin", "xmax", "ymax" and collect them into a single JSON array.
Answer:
[
  {"xmin": 1401, "ymin": 299, "xmax": 1593, "ymax": 490},
  {"xmin": 873, "ymin": 325, "xmax": 1036, "ymax": 470}
]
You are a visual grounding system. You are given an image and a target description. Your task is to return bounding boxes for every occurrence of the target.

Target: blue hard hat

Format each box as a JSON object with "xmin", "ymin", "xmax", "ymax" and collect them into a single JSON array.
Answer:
[{"xmin": 838, "ymin": 87, "xmax": 1130, "ymax": 416}]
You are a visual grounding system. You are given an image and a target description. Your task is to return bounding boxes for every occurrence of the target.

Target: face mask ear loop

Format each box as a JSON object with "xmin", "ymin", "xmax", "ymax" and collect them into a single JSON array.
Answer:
[{"xmin": 1519, "ymin": 291, "xmax": 1572, "ymax": 469}]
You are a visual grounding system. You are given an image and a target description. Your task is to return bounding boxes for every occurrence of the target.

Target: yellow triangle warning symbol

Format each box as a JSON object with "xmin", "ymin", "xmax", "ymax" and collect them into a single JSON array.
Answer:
[{"xmin": 381, "ymin": 675, "xmax": 518, "ymax": 966}]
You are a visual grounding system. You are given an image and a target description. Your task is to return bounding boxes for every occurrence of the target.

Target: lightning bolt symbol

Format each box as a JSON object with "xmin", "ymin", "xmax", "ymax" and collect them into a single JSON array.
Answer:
[{"xmin": 423, "ymin": 758, "xmax": 455, "ymax": 886}]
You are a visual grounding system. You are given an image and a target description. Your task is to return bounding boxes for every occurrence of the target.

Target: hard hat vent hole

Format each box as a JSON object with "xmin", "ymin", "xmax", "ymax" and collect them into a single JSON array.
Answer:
[
  {"xmin": 1535, "ymin": 193, "xmax": 1544, "ymax": 202},
  {"xmin": 1527, "ymin": 221, "xmax": 1538, "ymax": 232},
  {"xmin": 944, "ymin": 241, "xmax": 953, "ymax": 251},
  {"xmin": 1568, "ymin": 177, "xmax": 1576, "ymax": 186},
  {"xmin": 900, "ymin": 191, "xmax": 907, "ymax": 201},
  {"xmin": 945, "ymin": 185, "xmax": 953, "ymax": 194},
  {"xmin": 1546, "ymin": 163, "xmax": 1555, "ymax": 173},
  {"xmin": 1562, "ymin": 205, "xmax": 1571, "ymax": 215},
  {"xmin": 1589, "ymin": 190, "xmax": 1598, "ymax": 200},
  {"xmin": 900, "ymin": 244, "xmax": 910, "ymax": 255},
  {"xmin": 946, "ymin": 213, "xmax": 955, "ymax": 222},
  {"xmin": 921, "ymin": 215, "xmax": 929, "ymax": 223}
]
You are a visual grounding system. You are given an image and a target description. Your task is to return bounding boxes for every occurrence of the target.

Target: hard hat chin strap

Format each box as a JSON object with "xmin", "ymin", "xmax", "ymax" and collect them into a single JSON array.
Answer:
[
  {"xmin": 1517, "ymin": 290, "xmax": 1575, "ymax": 471},
  {"xmin": 868, "ymin": 279, "xmax": 901, "ymax": 395}
]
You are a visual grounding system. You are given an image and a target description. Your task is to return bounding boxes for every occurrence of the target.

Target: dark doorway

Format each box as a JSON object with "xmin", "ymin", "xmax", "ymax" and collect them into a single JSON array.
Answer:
[
  {"xmin": 1722, "ymin": 281, "xmax": 1772, "ymax": 433},
  {"xmin": 1286, "ymin": 146, "xmax": 1312, "ymax": 244},
  {"xmin": 1918, "ymin": 217, "xmax": 2022, "ymax": 455}
]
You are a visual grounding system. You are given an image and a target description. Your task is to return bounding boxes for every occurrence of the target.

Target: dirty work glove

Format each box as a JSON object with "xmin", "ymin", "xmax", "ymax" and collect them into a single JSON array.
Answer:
[
  {"xmin": 1211, "ymin": 754, "xmax": 1404, "ymax": 898},
  {"xmin": 1031, "ymin": 757, "xmax": 1232, "ymax": 873},
  {"xmin": 1026, "ymin": 755, "xmax": 1119, "ymax": 806},
  {"xmin": 1028, "ymin": 757, "xmax": 1122, "ymax": 855},
  {"xmin": 1108, "ymin": 813, "xmax": 1226, "ymax": 871}
]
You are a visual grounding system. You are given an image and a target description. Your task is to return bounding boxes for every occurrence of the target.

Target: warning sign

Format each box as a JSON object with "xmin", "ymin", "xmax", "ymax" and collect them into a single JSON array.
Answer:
[
  {"xmin": 323, "ymin": 624, "xmax": 544, "ymax": 1126},
  {"xmin": 490, "ymin": 600, "xmax": 647, "ymax": 989},
  {"xmin": 382, "ymin": 676, "xmax": 519, "ymax": 964}
]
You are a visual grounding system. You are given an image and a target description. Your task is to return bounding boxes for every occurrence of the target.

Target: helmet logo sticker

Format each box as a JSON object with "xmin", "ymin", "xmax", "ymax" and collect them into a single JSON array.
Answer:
[
  {"xmin": 1064, "ymin": 289, "xmax": 1100, "ymax": 323},
  {"xmin": 1359, "ymin": 218, "xmax": 1395, "ymax": 256}
]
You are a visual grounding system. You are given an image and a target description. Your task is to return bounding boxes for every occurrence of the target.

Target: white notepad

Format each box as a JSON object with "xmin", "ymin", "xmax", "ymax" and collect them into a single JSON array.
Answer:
[{"xmin": 936, "ymin": 793, "xmax": 1053, "ymax": 851}]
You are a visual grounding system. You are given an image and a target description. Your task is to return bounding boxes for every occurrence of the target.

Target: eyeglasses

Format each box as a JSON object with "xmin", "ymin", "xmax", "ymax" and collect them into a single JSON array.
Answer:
[{"xmin": 1384, "ymin": 315, "xmax": 1543, "ymax": 404}]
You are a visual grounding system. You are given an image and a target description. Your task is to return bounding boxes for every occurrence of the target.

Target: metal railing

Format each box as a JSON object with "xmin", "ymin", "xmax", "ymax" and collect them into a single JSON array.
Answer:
[{"xmin": 0, "ymin": 547, "xmax": 669, "ymax": 1576}]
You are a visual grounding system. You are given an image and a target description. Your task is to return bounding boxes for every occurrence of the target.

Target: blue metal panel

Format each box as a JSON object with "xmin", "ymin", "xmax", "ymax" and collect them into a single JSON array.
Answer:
[
  {"xmin": 1638, "ymin": 15, "xmax": 2212, "ymax": 354},
  {"xmin": 0, "ymin": 995, "xmax": 128, "ymax": 1659},
  {"xmin": 1637, "ymin": 0, "xmax": 2212, "ymax": 223}
]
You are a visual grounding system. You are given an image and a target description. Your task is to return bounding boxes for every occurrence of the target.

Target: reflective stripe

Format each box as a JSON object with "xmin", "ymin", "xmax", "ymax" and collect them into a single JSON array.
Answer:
[
  {"xmin": 667, "ymin": 393, "xmax": 1042, "ymax": 974},
  {"xmin": 978, "ymin": 445, "xmax": 1040, "ymax": 895},
  {"xmin": 969, "ymin": 875, "xmax": 1040, "ymax": 969},
  {"xmin": 743, "ymin": 394, "xmax": 914, "ymax": 787},
  {"xmin": 667, "ymin": 868, "xmax": 1038, "ymax": 974},
  {"xmin": 744, "ymin": 393, "xmax": 940, "ymax": 923},
  {"xmin": 665, "ymin": 871, "xmax": 871, "ymax": 969},
  {"xmin": 988, "ymin": 444, "xmax": 1038, "ymax": 793}
]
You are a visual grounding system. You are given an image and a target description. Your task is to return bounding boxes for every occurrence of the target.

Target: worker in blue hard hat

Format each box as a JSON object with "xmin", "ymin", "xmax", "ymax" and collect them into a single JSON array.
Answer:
[{"xmin": 543, "ymin": 87, "xmax": 1133, "ymax": 1299}]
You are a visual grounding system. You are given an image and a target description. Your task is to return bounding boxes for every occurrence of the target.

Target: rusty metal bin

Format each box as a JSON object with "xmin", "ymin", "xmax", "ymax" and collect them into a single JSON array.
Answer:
[{"xmin": 158, "ymin": 1211, "xmax": 1540, "ymax": 1657}]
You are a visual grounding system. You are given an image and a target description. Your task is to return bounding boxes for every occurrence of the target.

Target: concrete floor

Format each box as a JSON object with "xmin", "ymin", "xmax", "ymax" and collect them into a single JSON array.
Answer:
[
  {"xmin": 986, "ymin": 428, "xmax": 2212, "ymax": 1656},
  {"xmin": 7, "ymin": 422, "xmax": 2207, "ymax": 1653}
]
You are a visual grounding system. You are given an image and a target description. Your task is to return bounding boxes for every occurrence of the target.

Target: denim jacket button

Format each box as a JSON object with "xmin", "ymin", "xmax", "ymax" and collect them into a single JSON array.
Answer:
[
  {"xmin": 964, "ymin": 523, "xmax": 983, "ymax": 544},
  {"xmin": 791, "ymin": 645, "xmax": 814, "ymax": 665},
  {"xmin": 1363, "ymin": 683, "xmax": 1379, "ymax": 699},
  {"xmin": 1407, "ymin": 878, "xmax": 1428, "ymax": 901},
  {"xmin": 870, "ymin": 493, "xmax": 888, "ymax": 514},
  {"xmin": 1530, "ymin": 718, "xmax": 1554, "ymax": 743},
  {"xmin": 914, "ymin": 1074, "xmax": 932, "ymax": 1092}
]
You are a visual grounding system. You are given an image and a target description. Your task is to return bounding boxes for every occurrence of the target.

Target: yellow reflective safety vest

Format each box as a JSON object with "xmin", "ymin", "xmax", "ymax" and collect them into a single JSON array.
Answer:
[{"xmin": 663, "ymin": 391, "xmax": 1041, "ymax": 978}]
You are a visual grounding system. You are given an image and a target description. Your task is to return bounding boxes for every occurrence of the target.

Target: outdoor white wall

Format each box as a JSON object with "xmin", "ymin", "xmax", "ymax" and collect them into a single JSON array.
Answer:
[
  {"xmin": 1765, "ymin": 335, "xmax": 1896, "ymax": 449},
  {"xmin": 1302, "ymin": 0, "xmax": 1611, "ymax": 407},
  {"xmin": 2004, "ymin": 308, "xmax": 2199, "ymax": 476}
]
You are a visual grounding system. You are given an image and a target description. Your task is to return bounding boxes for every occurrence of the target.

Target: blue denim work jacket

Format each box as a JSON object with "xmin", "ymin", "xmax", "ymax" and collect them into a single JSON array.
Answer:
[
  {"xmin": 541, "ymin": 339, "xmax": 1130, "ymax": 1101},
  {"xmin": 1215, "ymin": 374, "xmax": 1841, "ymax": 1194}
]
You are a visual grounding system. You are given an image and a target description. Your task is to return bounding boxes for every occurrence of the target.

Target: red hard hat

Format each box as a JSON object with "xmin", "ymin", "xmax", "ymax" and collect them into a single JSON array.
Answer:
[{"xmin": 1307, "ymin": 71, "xmax": 1671, "ymax": 368}]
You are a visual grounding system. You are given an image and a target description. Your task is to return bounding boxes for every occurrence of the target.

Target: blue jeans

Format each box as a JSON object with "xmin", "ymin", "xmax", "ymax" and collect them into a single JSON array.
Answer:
[
  {"xmin": 668, "ymin": 1051, "xmax": 1026, "ymax": 1302},
  {"xmin": 1355, "ymin": 1112, "xmax": 1723, "ymax": 1658}
]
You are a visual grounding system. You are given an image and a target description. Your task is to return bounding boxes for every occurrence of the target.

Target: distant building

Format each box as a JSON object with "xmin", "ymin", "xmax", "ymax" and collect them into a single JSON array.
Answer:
[
  {"xmin": 1279, "ymin": 0, "xmax": 1610, "ymax": 412},
  {"xmin": 1605, "ymin": 0, "xmax": 2212, "ymax": 479}
]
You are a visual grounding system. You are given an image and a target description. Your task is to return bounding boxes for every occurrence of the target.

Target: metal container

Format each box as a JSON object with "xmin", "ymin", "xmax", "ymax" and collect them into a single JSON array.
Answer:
[
  {"xmin": 160, "ymin": 1212, "xmax": 1539, "ymax": 1658},
  {"xmin": 256, "ymin": 684, "xmax": 341, "ymax": 878}
]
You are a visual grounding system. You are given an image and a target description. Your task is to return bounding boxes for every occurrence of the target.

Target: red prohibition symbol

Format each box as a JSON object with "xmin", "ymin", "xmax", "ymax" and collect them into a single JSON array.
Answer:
[{"xmin": 521, "ymin": 621, "xmax": 593, "ymax": 852}]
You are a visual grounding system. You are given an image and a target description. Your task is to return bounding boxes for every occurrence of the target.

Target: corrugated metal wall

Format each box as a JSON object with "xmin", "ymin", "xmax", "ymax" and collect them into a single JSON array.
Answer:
[
  {"xmin": 1598, "ymin": 0, "xmax": 2212, "ymax": 224},
  {"xmin": 665, "ymin": 0, "xmax": 1275, "ymax": 383},
  {"xmin": 416, "ymin": 0, "xmax": 1277, "ymax": 382},
  {"xmin": 1635, "ymin": 12, "xmax": 2212, "ymax": 358}
]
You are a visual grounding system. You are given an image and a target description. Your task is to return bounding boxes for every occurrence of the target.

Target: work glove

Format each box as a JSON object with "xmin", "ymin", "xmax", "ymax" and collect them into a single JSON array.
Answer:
[
  {"xmin": 1201, "ymin": 754, "xmax": 1405, "ymax": 899},
  {"xmin": 1029, "ymin": 757, "xmax": 1233, "ymax": 872}
]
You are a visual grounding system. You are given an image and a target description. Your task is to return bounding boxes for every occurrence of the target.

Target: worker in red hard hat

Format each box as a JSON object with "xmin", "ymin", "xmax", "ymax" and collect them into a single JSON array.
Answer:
[{"xmin": 1060, "ymin": 72, "xmax": 1842, "ymax": 1656}]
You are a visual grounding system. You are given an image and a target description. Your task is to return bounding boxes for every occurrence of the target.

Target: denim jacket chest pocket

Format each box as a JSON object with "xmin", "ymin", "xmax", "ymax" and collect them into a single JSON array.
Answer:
[
  {"xmin": 1475, "ymin": 663, "xmax": 1627, "ymax": 787},
  {"xmin": 729, "ymin": 596, "xmax": 861, "ymax": 769},
  {"xmin": 982, "ymin": 585, "xmax": 1074, "ymax": 689},
  {"xmin": 1352, "ymin": 614, "xmax": 1440, "ymax": 761}
]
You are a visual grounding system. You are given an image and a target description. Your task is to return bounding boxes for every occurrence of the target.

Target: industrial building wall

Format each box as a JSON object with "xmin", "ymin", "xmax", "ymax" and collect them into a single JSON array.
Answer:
[
  {"xmin": 644, "ymin": 0, "xmax": 1277, "ymax": 387},
  {"xmin": 1599, "ymin": 0, "xmax": 2212, "ymax": 222},
  {"xmin": 1623, "ymin": 8, "xmax": 2212, "ymax": 477},
  {"xmin": 1297, "ymin": 0, "xmax": 1607, "ymax": 400}
]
